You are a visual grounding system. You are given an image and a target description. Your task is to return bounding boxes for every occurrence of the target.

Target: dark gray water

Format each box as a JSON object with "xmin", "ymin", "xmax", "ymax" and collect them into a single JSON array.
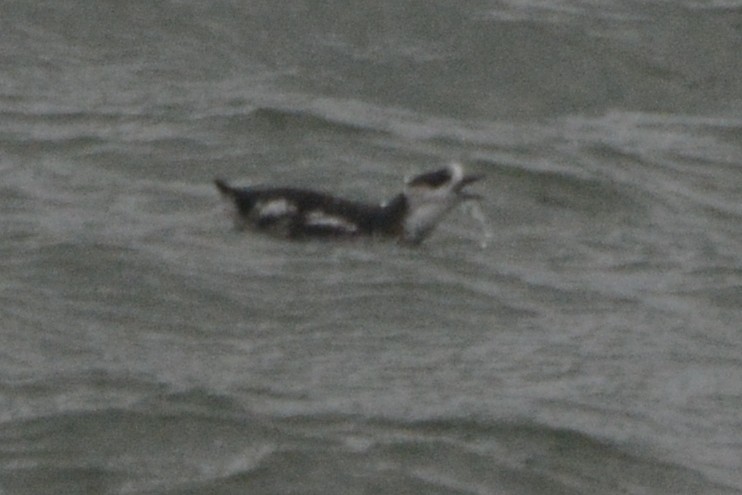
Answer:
[{"xmin": 2, "ymin": 1, "xmax": 741, "ymax": 493}]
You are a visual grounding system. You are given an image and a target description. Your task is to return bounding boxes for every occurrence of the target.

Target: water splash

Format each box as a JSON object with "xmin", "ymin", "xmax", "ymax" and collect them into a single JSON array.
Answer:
[{"xmin": 463, "ymin": 200, "xmax": 493, "ymax": 249}]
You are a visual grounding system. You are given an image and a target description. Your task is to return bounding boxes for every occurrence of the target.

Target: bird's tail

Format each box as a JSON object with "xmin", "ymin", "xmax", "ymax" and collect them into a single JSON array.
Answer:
[{"xmin": 214, "ymin": 178, "xmax": 234, "ymax": 197}]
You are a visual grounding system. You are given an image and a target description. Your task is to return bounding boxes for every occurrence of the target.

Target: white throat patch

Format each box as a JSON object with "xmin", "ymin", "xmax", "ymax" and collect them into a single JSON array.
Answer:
[{"xmin": 402, "ymin": 163, "xmax": 466, "ymax": 243}]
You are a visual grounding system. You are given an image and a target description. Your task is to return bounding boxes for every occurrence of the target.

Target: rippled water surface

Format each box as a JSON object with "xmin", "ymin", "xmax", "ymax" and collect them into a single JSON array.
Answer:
[{"xmin": 2, "ymin": 1, "xmax": 741, "ymax": 493}]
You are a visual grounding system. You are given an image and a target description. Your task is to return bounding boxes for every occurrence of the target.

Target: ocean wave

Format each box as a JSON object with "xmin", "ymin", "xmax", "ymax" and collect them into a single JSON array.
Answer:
[
  {"xmin": 3, "ymin": 2, "xmax": 741, "ymax": 493},
  {"xmin": 204, "ymin": 106, "xmax": 385, "ymax": 137},
  {"xmin": 2, "ymin": 399, "xmax": 734, "ymax": 494}
]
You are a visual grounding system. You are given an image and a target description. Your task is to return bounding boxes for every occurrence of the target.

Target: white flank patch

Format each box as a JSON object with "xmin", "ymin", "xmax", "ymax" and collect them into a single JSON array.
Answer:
[
  {"xmin": 256, "ymin": 198, "xmax": 297, "ymax": 218},
  {"xmin": 306, "ymin": 210, "xmax": 358, "ymax": 233},
  {"xmin": 449, "ymin": 162, "xmax": 464, "ymax": 185}
]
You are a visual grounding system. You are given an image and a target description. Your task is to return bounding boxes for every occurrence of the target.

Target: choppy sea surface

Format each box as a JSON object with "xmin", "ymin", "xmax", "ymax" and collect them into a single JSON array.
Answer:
[{"xmin": 2, "ymin": 1, "xmax": 741, "ymax": 493}]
